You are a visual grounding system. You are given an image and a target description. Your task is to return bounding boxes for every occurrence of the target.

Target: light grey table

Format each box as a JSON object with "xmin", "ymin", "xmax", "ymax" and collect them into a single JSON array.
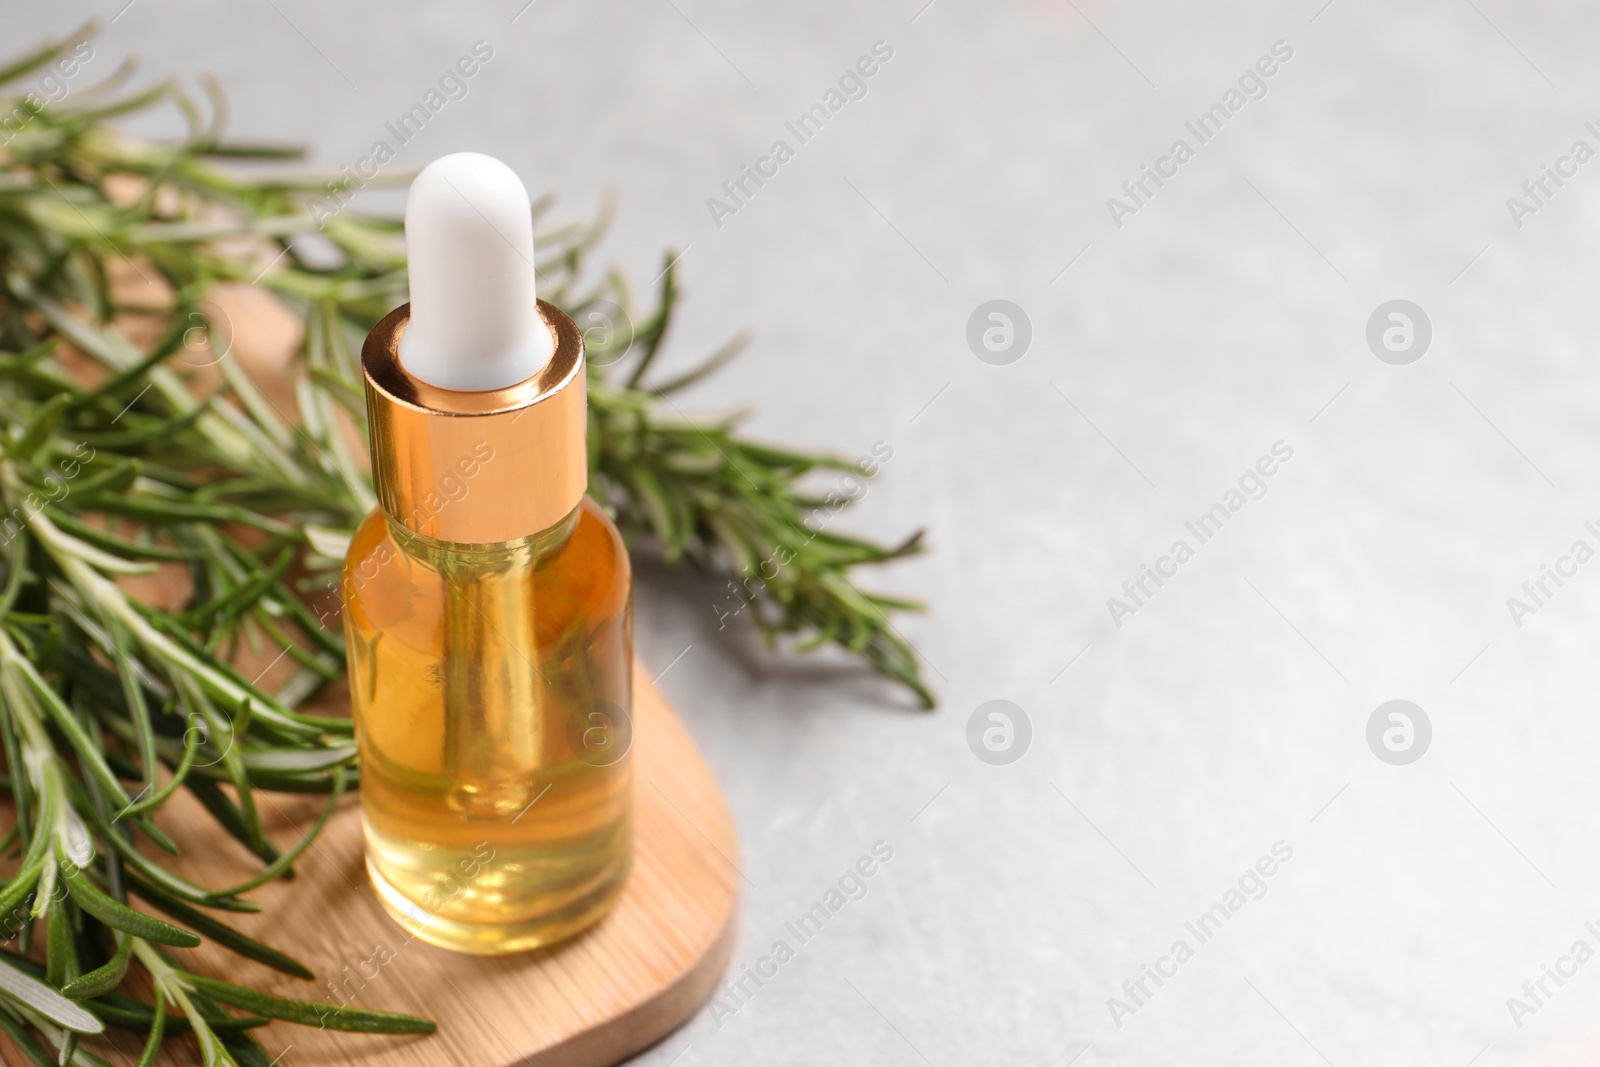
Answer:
[{"xmin": 12, "ymin": 2, "xmax": 1600, "ymax": 1064}]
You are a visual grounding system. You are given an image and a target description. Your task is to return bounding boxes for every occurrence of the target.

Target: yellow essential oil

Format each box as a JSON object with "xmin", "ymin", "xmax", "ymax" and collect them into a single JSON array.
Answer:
[
  {"xmin": 343, "ymin": 153, "xmax": 633, "ymax": 954},
  {"xmin": 344, "ymin": 498, "xmax": 632, "ymax": 953}
]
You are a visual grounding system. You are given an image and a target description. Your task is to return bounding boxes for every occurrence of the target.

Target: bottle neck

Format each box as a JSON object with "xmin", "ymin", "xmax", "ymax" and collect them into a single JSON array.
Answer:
[{"xmin": 385, "ymin": 503, "xmax": 581, "ymax": 574}]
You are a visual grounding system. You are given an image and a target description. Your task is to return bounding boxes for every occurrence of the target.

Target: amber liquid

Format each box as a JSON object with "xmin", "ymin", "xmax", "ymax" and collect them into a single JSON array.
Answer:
[{"xmin": 343, "ymin": 498, "xmax": 632, "ymax": 954}]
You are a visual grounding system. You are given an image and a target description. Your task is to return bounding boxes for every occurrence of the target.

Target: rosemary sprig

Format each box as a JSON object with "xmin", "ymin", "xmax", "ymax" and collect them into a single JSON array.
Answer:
[{"xmin": 0, "ymin": 23, "xmax": 930, "ymax": 1065}]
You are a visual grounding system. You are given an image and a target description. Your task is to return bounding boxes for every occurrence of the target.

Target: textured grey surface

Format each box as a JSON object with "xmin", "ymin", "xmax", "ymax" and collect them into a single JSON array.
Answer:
[{"xmin": 12, "ymin": 2, "xmax": 1600, "ymax": 1064}]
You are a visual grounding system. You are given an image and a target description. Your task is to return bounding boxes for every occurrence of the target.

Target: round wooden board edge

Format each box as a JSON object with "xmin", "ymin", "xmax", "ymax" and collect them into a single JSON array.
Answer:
[
  {"xmin": 528, "ymin": 669, "xmax": 741, "ymax": 1067},
  {"xmin": 532, "ymin": 885, "xmax": 738, "ymax": 1067}
]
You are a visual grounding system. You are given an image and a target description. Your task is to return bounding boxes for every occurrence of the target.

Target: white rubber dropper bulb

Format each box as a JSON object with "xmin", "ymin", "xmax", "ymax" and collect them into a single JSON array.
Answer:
[{"xmin": 399, "ymin": 152, "xmax": 555, "ymax": 392}]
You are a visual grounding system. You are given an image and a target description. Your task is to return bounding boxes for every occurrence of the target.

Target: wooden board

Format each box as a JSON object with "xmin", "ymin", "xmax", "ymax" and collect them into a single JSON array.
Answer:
[{"xmin": 15, "ymin": 664, "xmax": 739, "ymax": 1067}]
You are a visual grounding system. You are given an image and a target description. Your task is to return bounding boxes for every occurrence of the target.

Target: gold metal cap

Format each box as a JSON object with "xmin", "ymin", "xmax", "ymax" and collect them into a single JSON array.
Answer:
[{"xmin": 361, "ymin": 300, "xmax": 587, "ymax": 544}]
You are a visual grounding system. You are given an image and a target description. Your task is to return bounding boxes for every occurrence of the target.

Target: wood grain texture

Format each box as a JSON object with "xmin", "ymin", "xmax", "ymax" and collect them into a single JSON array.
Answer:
[{"xmin": 7, "ymin": 663, "xmax": 738, "ymax": 1067}]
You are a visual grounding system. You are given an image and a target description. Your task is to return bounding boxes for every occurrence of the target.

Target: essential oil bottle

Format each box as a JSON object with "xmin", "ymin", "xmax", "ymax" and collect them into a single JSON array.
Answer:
[{"xmin": 342, "ymin": 153, "xmax": 633, "ymax": 954}]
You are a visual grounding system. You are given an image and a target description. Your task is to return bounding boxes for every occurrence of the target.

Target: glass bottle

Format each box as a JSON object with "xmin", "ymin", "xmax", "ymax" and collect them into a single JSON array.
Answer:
[{"xmin": 343, "ymin": 300, "xmax": 632, "ymax": 954}]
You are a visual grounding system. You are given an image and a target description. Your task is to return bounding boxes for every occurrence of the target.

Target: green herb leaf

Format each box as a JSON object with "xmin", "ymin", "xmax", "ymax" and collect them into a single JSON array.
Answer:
[
  {"xmin": 59, "ymin": 848, "xmax": 201, "ymax": 948},
  {"xmin": 60, "ymin": 931, "xmax": 133, "ymax": 1000},
  {"xmin": 0, "ymin": 955, "xmax": 103, "ymax": 1035},
  {"xmin": 133, "ymin": 991, "xmax": 165, "ymax": 1067},
  {"xmin": 181, "ymin": 973, "xmax": 436, "ymax": 1035},
  {"xmin": 123, "ymin": 874, "xmax": 311, "ymax": 979}
]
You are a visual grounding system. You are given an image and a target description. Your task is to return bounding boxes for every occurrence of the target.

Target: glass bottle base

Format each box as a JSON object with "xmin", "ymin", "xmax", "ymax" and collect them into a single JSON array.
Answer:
[{"xmin": 365, "ymin": 850, "xmax": 632, "ymax": 956}]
